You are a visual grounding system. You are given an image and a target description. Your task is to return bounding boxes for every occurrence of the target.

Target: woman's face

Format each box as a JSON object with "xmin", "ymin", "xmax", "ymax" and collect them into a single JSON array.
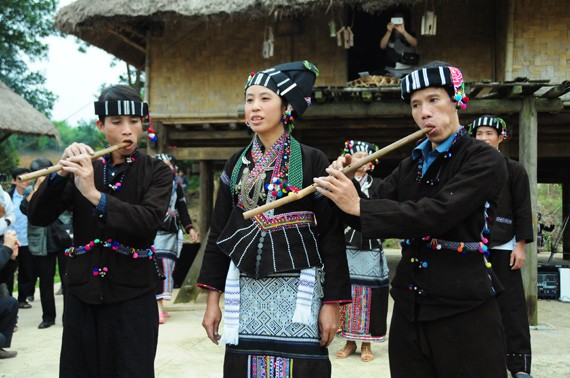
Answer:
[
  {"xmin": 351, "ymin": 151, "xmax": 372, "ymax": 174},
  {"xmin": 245, "ymin": 85, "xmax": 285, "ymax": 136}
]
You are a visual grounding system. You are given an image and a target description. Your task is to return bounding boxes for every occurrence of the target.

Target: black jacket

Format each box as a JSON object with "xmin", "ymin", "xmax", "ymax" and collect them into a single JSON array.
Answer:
[
  {"xmin": 344, "ymin": 132, "xmax": 507, "ymax": 321},
  {"xmin": 490, "ymin": 157, "xmax": 534, "ymax": 247},
  {"xmin": 26, "ymin": 152, "xmax": 172, "ymax": 304}
]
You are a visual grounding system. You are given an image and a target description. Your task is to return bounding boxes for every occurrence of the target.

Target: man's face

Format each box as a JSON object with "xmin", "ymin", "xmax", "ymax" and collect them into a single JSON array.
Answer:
[
  {"xmin": 96, "ymin": 115, "xmax": 143, "ymax": 155},
  {"xmin": 12, "ymin": 178, "xmax": 30, "ymax": 194},
  {"xmin": 410, "ymin": 87, "xmax": 460, "ymax": 149},
  {"xmin": 475, "ymin": 126, "xmax": 503, "ymax": 150}
]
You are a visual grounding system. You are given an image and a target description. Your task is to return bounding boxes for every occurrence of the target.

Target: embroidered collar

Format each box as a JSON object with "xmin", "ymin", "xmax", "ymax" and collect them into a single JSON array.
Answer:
[{"xmin": 102, "ymin": 149, "xmax": 137, "ymax": 192}]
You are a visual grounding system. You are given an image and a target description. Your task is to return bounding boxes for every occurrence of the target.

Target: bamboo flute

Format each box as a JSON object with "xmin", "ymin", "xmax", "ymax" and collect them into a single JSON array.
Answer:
[
  {"xmin": 17, "ymin": 142, "xmax": 130, "ymax": 182},
  {"xmin": 243, "ymin": 129, "xmax": 425, "ymax": 219}
]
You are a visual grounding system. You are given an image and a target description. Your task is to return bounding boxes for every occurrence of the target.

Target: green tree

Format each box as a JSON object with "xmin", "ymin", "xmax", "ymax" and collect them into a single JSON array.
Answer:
[{"xmin": 0, "ymin": 0, "xmax": 58, "ymax": 116}]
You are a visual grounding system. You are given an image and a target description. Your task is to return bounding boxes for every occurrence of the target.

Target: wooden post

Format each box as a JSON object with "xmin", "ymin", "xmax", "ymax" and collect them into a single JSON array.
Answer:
[
  {"xmin": 175, "ymin": 160, "xmax": 215, "ymax": 303},
  {"xmin": 563, "ymin": 180, "xmax": 570, "ymax": 260},
  {"xmin": 519, "ymin": 96, "xmax": 538, "ymax": 325},
  {"xmin": 174, "ymin": 230, "xmax": 209, "ymax": 303},
  {"xmin": 199, "ymin": 160, "xmax": 214, "ymax": 240}
]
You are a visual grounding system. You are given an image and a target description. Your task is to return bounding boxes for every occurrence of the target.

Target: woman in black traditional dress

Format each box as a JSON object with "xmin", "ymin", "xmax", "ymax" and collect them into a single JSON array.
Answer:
[
  {"xmin": 197, "ymin": 61, "xmax": 351, "ymax": 378},
  {"xmin": 336, "ymin": 140, "xmax": 389, "ymax": 363}
]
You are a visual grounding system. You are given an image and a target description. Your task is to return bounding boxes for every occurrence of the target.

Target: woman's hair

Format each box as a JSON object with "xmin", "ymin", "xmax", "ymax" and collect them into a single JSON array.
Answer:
[{"xmin": 98, "ymin": 85, "xmax": 142, "ymax": 123}]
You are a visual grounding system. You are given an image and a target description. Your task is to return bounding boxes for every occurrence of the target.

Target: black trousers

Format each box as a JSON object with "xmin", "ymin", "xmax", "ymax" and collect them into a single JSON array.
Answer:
[
  {"xmin": 389, "ymin": 298, "xmax": 507, "ymax": 378},
  {"xmin": 0, "ymin": 296, "xmax": 18, "ymax": 348},
  {"xmin": 60, "ymin": 291, "xmax": 158, "ymax": 378},
  {"xmin": 488, "ymin": 249, "xmax": 532, "ymax": 375},
  {"xmin": 16, "ymin": 246, "xmax": 35, "ymax": 302},
  {"xmin": 32, "ymin": 253, "xmax": 57, "ymax": 322}
]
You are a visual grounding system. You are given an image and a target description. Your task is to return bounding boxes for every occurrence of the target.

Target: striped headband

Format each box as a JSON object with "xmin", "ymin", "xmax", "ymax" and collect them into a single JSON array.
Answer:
[
  {"xmin": 94, "ymin": 100, "xmax": 149, "ymax": 117},
  {"xmin": 468, "ymin": 115, "xmax": 508, "ymax": 139},
  {"xmin": 400, "ymin": 65, "xmax": 470, "ymax": 110},
  {"xmin": 244, "ymin": 60, "xmax": 319, "ymax": 117}
]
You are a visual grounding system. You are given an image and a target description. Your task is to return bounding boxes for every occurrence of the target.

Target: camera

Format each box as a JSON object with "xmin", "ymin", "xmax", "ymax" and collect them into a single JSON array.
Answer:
[
  {"xmin": 0, "ymin": 173, "xmax": 7, "ymax": 183},
  {"xmin": 391, "ymin": 17, "xmax": 404, "ymax": 25}
]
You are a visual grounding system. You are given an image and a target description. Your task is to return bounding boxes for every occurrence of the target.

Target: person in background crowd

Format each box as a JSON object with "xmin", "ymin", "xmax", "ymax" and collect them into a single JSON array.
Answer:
[
  {"xmin": 7, "ymin": 168, "xmax": 34, "ymax": 308},
  {"xmin": 314, "ymin": 62, "xmax": 508, "ymax": 377},
  {"xmin": 536, "ymin": 212, "xmax": 555, "ymax": 249},
  {"xmin": 336, "ymin": 140, "xmax": 390, "ymax": 363},
  {"xmin": 469, "ymin": 115, "xmax": 534, "ymax": 378},
  {"xmin": 154, "ymin": 154, "xmax": 198, "ymax": 324},
  {"xmin": 177, "ymin": 169, "xmax": 189, "ymax": 194},
  {"xmin": 21, "ymin": 159, "xmax": 71, "ymax": 330},
  {"xmin": 0, "ymin": 182, "xmax": 16, "ymax": 237},
  {"xmin": 0, "ymin": 230, "xmax": 19, "ymax": 359}
]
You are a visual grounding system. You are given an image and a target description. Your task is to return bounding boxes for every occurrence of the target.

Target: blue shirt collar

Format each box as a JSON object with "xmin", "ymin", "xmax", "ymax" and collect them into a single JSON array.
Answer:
[{"xmin": 412, "ymin": 129, "xmax": 460, "ymax": 160}]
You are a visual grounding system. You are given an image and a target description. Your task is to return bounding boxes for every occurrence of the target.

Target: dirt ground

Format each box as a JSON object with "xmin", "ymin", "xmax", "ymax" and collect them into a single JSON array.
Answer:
[{"xmin": 1, "ymin": 249, "xmax": 569, "ymax": 377}]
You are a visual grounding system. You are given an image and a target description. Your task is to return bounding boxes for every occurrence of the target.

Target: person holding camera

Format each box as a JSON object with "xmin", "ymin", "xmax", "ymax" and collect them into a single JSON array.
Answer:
[{"xmin": 379, "ymin": 13, "xmax": 419, "ymax": 78}]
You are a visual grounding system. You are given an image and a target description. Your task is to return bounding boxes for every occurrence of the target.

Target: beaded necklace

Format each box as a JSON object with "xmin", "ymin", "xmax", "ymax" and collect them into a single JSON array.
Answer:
[
  {"xmin": 415, "ymin": 126, "xmax": 467, "ymax": 186},
  {"xmin": 239, "ymin": 133, "xmax": 286, "ymax": 210},
  {"xmin": 102, "ymin": 149, "xmax": 137, "ymax": 192},
  {"xmin": 237, "ymin": 133, "xmax": 302, "ymax": 211}
]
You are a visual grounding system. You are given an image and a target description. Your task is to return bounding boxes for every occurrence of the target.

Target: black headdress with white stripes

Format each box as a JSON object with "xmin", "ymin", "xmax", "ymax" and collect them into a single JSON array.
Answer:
[
  {"xmin": 244, "ymin": 60, "xmax": 319, "ymax": 117},
  {"xmin": 400, "ymin": 65, "xmax": 469, "ymax": 110},
  {"xmin": 468, "ymin": 115, "xmax": 508, "ymax": 139},
  {"xmin": 94, "ymin": 100, "xmax": 149, "ymax": 117}
]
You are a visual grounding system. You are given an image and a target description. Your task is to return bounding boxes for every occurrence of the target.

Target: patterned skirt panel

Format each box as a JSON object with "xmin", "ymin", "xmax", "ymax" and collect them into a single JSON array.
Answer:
[
  {"xmin": 155, "ymin": 258, "xmax": 175, "ymax": 300},
  {"xmin": 224, "ymin": 272, "xmax": 331, "ymax": 377},
  {"xmin": 338, "ymin": 246, "xmax": 390, "ymax": 341}
]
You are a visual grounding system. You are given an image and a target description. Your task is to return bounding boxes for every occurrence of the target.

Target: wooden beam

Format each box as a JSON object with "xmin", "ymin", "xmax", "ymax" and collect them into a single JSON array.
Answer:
[
  {"xmin": 106, "ymin": 28, "xmax": 146, "ymax": 53},
  {"xmin": 168, "ymin": 147, "xmax": 242, "ymax": 161},
  {"xmin": 540, "ymin": 81, "xmax": 570, "ymax": 99},
  {"xmin": 519, "ymin": 96, "xmax": 538, "ymax": 326},
  {"xmin": 168, "ymin": 130, "xmax": 250, "ymax": 140},
  {"xmin": 300, "ymin": 99, "xmax": 562, "ymax": 119}
]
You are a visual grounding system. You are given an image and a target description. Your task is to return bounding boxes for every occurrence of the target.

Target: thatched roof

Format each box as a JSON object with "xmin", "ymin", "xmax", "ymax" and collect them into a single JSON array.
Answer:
[
  {"xmin": 55, "ymin": 0, "xmax": 420, "ymax": 69},
  {"xmin": 0, "ymin": 80, "xmax": 59, "ymax": 138}
]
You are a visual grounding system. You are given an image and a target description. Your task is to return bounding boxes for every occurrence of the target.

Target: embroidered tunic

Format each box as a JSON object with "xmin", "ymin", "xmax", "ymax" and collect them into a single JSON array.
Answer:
[
  {"xmin": 344, "ymin": 133, "xmax": 508, "ymax": 322},
  {"xmin": 26, "ymin": 153, "xmax": 172, "ymax": 304},
  {"xmin": 198, "ymin": 137, "xmax": 351, "ymax": 377}
]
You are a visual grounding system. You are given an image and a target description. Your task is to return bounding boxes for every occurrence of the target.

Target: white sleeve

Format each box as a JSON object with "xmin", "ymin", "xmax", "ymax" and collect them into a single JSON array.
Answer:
[
  {"xmin": 4, "ymin": 192, "xmax": 16, "ymax": 226},
  {"xmin": 0, "ymin": 217, "xmax": 7, "ymax": 235}
]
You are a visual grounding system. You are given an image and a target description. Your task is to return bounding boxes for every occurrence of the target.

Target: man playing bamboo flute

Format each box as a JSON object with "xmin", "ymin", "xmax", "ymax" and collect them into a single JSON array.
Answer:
[
  {"xmin": 314, "ymin": 62, "xmax": 509, "ymax": 377},
  {"xmin": 26, "ymin": 85, "xmax": 172, "ymax": 377}
]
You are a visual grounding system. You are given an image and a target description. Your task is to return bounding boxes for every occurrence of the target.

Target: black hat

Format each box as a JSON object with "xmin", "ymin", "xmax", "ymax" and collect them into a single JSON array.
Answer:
[
  {"xmin": 343, "ymin": 140, "xmax": 378, "ymax": 156},
  {"xmin": 94, "ymin": 100, "xmax": 149, "ymax": 117},
  {"xmin": 244, "ymin": 60, "xmax": 319, "ymax": 117},
  {"xmin": 401, "ymin": 65, "xmax": 469, "ymax": 110},
  {"xmin": 468, "ymin": 115, "xmax": 508, "ymax": 139}
]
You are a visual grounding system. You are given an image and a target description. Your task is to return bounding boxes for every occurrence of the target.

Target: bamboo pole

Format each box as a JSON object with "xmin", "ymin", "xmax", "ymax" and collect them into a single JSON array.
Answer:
[
  {"xmin": 17, "ymin": 142, "xmax": 130, "ymax": 182},
  {"xmin": 243, "ymin": 129, "xmax": 425, "ymax": 219}
]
